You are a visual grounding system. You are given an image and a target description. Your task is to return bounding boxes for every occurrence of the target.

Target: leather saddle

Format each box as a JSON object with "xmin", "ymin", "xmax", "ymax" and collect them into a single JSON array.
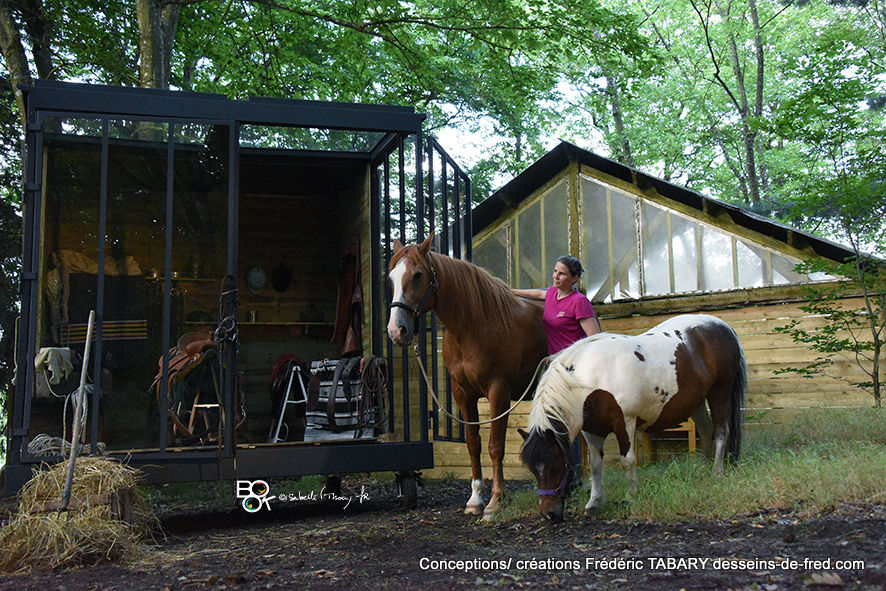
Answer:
[{"xmin": 150, "ymin": 332, "xmax": 219, "ymax": 438}]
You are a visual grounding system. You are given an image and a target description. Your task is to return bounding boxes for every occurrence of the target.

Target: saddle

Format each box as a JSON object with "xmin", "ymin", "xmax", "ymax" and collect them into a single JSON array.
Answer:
[{"xmin": 150, "ymin": 332, "xmax": 220, "ymax": 440}]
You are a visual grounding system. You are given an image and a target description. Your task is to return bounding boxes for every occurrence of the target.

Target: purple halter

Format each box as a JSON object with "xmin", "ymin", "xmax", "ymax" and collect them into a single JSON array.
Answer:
[{"xmin": 536, "ymin": 437, "xmax": 574, "ymax": 498}]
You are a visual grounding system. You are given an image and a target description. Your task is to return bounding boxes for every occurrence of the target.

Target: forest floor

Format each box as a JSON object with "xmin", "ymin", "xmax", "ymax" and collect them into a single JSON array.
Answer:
[{"xmin": 0, "ymin": 477, "xmax": 883, "ymax": 590}]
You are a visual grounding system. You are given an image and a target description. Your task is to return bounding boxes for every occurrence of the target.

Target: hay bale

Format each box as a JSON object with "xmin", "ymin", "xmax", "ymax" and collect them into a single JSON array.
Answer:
[{"xmin": 0, "ymin": 457, "xmax": 157, "ymax": 573}]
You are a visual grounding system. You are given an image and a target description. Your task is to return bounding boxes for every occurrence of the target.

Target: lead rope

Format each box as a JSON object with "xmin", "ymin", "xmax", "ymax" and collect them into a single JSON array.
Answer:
[{"xmin": 411, "ymin": 342, "xmax": 549, "ymax": 426}]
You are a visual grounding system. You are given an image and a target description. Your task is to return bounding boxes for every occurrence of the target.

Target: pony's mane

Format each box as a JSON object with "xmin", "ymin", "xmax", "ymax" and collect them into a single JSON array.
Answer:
[
  {"xmin": 527, "ymin": 351, "xmax": 589, "ymax": 436},
  {"xmin": 392, "ymin": 245, "xmax": 525, "ymax": 331},
  {"xmin": 519, "ymin": 423, "xmax": 566, "ymax": 467}
]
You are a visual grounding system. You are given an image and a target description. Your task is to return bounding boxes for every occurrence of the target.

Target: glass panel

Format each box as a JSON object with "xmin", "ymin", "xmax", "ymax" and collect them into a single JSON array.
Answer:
[
  {"xmin": 700, "ymin": 226, "xmax": 734, "ymax": 291},
  {"xmin": 671, "ymin": 213, "xmax": 698, "ymax": 293},
  {"xmin": 516, "ymin": 200, "xmax": 543, "ymax": 288},
  {"xmin": 240, "ymin": 125, "xmax": 387, "ymax": 153},
  {"xmin": 610, "ymin": 188, "xmax": 640, "ymax": 299},
  {"xmin": 38, "ymin": 119, "xmax": 230, "ymax": 452},
  {"xmin": 641, "ymin": 201, "xmax": 670, "ymax": 296},
  {"xmin": 543, "ymin": 179, "xmax": 569, "ymax": 281},
  {"xmin": 736, "ymin": 240, "xmax": 766, "ymax": 288},
  {"xmin": 772, "ymin": 252, "xmax": 808, "ymax": 284},
  {"xmin": 581, "ymin": 176, "xmax": 610, "ymax": 301},
  {"xmin": 473, "ymin": 225, "xmax": 509, "ymax": 283}
]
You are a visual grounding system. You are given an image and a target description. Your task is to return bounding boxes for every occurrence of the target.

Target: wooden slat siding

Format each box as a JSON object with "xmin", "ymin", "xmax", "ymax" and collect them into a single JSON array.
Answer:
[{"xmin": 423, "ymin": 294, "xmax": 879, "ymax": 480}]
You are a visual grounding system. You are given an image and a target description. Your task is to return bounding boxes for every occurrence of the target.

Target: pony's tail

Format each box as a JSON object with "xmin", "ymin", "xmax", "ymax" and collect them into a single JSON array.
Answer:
[{"xmin": 727, "ymin": 348, "xmax": 747, "ymax": 463}]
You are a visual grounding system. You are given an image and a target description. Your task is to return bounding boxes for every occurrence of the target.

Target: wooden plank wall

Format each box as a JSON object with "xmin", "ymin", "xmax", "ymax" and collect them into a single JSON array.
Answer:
[{"xmin": 423, "ymin": 295, "xmax": 876, "ymax": 479}]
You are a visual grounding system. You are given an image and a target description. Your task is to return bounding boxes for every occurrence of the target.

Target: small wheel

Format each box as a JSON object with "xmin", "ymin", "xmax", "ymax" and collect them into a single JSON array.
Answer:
[
  {"xmin": 325, "ymin": 475, "xmax": 342, "ymax": 496},
  {"xmin": 397, "ymin": 473, "xmax": 418, "ymax": 509}
]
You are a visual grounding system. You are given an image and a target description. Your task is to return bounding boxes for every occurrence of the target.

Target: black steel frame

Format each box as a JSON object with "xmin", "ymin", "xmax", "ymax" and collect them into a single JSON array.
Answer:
[{"xmin": 4, "ymin": 81, "xmax": 470, "ymax": 494}]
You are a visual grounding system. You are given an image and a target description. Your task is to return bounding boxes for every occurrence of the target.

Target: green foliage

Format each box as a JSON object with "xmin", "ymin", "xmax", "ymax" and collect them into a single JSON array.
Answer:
[{"xmin": 773, "ymin": 258, "xmax": 886, "ymax": 407}]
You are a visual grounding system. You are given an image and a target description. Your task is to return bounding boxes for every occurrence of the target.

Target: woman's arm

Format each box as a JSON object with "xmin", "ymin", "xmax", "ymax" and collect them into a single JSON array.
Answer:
[
  {"xmin": 512, "ymin": 288, "xmax": 547, "ymax": 301},
  {"xmin": 580, "ymin": 316, "xmax": 601, "ymax": 337}
]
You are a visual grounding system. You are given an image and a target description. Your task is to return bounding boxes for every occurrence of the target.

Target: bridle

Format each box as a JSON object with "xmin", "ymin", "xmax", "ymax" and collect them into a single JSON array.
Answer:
[
  {"xmin": 537, "ymin": 434, "xmax": 574, "ymax": 498},
  {"xmin": 388, "ymin": 252, "xmax": 439, "ymax": 319}
]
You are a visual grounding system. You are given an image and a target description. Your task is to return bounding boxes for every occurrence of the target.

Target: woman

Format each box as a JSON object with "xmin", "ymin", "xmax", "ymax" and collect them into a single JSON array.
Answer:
[
  {"xmin": 513, "ymin": 255, "xmax": 600, "ymax": 484},
  {"xmin": 513, "ymin": 255, "xmax": 600, "ymax": 354}
]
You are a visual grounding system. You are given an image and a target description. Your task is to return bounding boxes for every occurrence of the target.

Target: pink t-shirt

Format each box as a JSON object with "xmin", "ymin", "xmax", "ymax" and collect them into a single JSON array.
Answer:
[{"xmin": 543, "ymin": 287, "xmax": 596, "ymax": 354}]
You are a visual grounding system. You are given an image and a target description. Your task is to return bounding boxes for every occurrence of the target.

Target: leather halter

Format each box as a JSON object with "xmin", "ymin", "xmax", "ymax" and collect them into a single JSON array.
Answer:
[
  {"xmin": 537, "ymin": 435, "xmax": 574, "ymax": 498},
  {"xmin": 389, "ymin": 252, "xmax": 439, "ymax": 319}
]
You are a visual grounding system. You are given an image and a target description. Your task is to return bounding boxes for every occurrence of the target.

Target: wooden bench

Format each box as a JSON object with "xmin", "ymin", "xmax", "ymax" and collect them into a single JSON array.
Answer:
[{"xmin": 635, "ymin": 418, "xmax": 697, "ymax": 464}]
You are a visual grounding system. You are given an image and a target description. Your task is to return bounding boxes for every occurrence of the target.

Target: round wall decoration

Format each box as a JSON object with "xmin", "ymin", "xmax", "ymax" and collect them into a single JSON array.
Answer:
[{"xmin": 245, "ymin": 266, "xmax": 267, "ymax": 294}]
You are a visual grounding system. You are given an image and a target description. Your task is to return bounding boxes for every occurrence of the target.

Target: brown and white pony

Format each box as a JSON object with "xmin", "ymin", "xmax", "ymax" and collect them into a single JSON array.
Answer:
[
  {"xmin": 520, "ymin": 314, "xmax": 746, "ymax": 522},
  {"xmin": 387, "ymin": 236, "xmax": 548, "ymax": 518}
]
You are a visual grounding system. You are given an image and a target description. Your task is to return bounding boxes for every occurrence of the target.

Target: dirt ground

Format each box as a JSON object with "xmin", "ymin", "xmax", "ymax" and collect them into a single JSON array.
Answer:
[{"xmin": 0, "ymin": 477, "xmax": 884, "ymax": 591}]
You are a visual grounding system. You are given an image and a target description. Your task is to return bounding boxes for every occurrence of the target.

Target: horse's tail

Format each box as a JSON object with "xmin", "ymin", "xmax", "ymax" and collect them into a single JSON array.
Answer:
[{"xmin": 727, "ymin": 345, "xmax": 747, "ymax": 463}]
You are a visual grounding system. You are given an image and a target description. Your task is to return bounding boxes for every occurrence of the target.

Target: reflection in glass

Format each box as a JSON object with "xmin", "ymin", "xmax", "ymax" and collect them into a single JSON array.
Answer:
[
  {"xmin": 581, "ymin": 177, "xmax": 610, "ymax": 300},
  {"xmin": 700, "ymin": 226, "xmax": 733, "ymax": 291},
  {"xmin": 516, "ymin": 200, "xmax": 543, "ymax": 288},
  {"xmin": 474, "ymin": 225, "xmax": 509, "ymax": 283}
]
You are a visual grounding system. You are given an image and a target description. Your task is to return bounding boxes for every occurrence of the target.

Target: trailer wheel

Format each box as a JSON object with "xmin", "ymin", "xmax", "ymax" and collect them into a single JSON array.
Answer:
[
  {"xmin": 397, "ymin": 473, "xmax": 418, "ymax": 509},
  {"xmin": 325, "ymin": 475, "xmax": 342, "ymax": 496}
]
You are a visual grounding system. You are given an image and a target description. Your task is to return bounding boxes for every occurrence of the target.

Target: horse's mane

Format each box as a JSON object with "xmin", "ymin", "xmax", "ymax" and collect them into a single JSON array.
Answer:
[
  {"xmin": 525, "ymin": 336, "xmax": 610, "ymax": 436},
  {"xmin": 391, "ymin": 245, "xmax": 526, "ymax": 333},
  {"xmin": 519, "ymin": 422, "xmax": 566, "ymax": 467},
  {"xmin": 427, "ymin": 252, "xmax": 523, "ymax": 329}
]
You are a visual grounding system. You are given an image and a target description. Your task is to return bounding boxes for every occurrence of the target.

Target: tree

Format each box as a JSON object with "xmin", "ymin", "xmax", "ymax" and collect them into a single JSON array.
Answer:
[
  {"xmin": 558, "ymin": 0, "xmax": 885, "ymax": 224},
  {"xmin": 771, "ymin": 14, "xmax": 886, "ymax": 408}
]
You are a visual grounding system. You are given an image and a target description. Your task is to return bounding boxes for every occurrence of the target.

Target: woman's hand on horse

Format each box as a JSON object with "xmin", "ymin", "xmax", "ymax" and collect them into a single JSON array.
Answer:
[{"xmin": 512, "ymin": 288, "xmax": 546, "ymax": 301}]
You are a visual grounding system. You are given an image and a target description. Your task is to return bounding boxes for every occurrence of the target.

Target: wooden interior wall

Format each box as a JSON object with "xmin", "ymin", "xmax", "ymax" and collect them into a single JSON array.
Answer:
[
  {"xmin": 236, "ymin": 155, "xmax": 368, "ymax": 442},
  {"xmin": 424, "ymin": 293, "xmax": 876, "ymax": 480}
]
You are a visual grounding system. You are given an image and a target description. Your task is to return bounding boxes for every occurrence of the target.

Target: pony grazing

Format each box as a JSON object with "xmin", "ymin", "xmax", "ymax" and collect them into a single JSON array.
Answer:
[
  {"xmin": 387, "ymin": 236, "xmax": 548, "ymax": 518},
  {"xmin": 520, "ymin": 314, "xmax": 746, "ymax": 522}
]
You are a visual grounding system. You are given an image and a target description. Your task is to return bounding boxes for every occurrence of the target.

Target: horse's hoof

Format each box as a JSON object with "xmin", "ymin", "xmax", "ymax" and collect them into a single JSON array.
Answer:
[
  {"xmin": 465, "ymin": 504, "xmax": 484, "ymax": 515},
  {"xmin": 481, "ymin": 511, "xmax": 495, "ymax": 522}
]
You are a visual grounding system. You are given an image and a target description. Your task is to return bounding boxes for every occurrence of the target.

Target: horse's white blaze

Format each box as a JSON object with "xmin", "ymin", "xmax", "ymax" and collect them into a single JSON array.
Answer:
[{"xmin": 386, "ymin": 259, "xmax": 409, "ymax": 340}]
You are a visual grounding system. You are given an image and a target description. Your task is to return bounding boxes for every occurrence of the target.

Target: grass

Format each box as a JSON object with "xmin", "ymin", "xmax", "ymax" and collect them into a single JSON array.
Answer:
[{"xmin": 494, "ymin": 407, "xmax": 886, "ymax": 523}]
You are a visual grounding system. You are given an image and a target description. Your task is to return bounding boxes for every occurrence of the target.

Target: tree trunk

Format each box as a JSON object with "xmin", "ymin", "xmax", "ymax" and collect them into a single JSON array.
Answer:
[
  {"xmin": 606, "ymin": 75, "xmax": 635, "ymax": 167},
  {"xmin": 20, "ymin": 0, "xmax": 53, "ymax": 80},
  {"xmin": 710, "ymin": 0, "xmax": 766, "ymax": 208},
  {"xmin": 136, "ymin": 0, "xmax": 181, "ymax": 89},
  {"xmin": 0, "ymin": 0, "xmax": 33, "ymax": 125}
]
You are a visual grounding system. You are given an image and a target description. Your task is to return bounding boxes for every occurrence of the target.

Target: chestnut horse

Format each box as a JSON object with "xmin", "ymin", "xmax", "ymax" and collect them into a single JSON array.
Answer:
[
  {"xmin": 387, "ymin": 236, "xmax": 548, "ymax": 518},
  {"xmin": 520, "ymin": 314, "xmax": 746, "ymax": 522}
]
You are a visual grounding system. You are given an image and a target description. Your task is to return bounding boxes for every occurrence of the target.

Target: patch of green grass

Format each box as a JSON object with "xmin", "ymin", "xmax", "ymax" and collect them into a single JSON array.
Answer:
[{"xmin": 496, "ymin": 407, "xmax": 886, "ymax": 523}]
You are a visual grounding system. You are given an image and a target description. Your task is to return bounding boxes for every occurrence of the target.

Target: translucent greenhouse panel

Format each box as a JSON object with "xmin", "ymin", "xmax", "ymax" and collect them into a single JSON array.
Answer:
[
  {"xmin": 543, "ymin": 180, "xmax": 569, "ymax": 275},
  {"xmin": 473, "ymin": 225, "xmax": 509, "ymax": 283},
  {"xmin": 670, "ymin": 214, "xmax": 698, "ymax": 293},
  {"xmin": 772, "ymin": 251, "xmax": 808, "ymax": 284},
  {"xmin": 580, "ymin": 177, "xmax": 610, "ymax": 300},
  {"xmin": 736, "ymin": 240, "xmax": 767, "ymax": 288},
  {"xmin": 641, "ymin": 201, "xmax": 670, "ymax": 296},
  {"xmin": 700, "ymin": 226, "xmax": 734, "ymax": 291},
  {"xmin": 609, "ymin": 188, "xmax": 640, "ymax": 299},
  {"xmin": 515, "ymin": 200, "xmax": 544, "ymax": 288}
]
